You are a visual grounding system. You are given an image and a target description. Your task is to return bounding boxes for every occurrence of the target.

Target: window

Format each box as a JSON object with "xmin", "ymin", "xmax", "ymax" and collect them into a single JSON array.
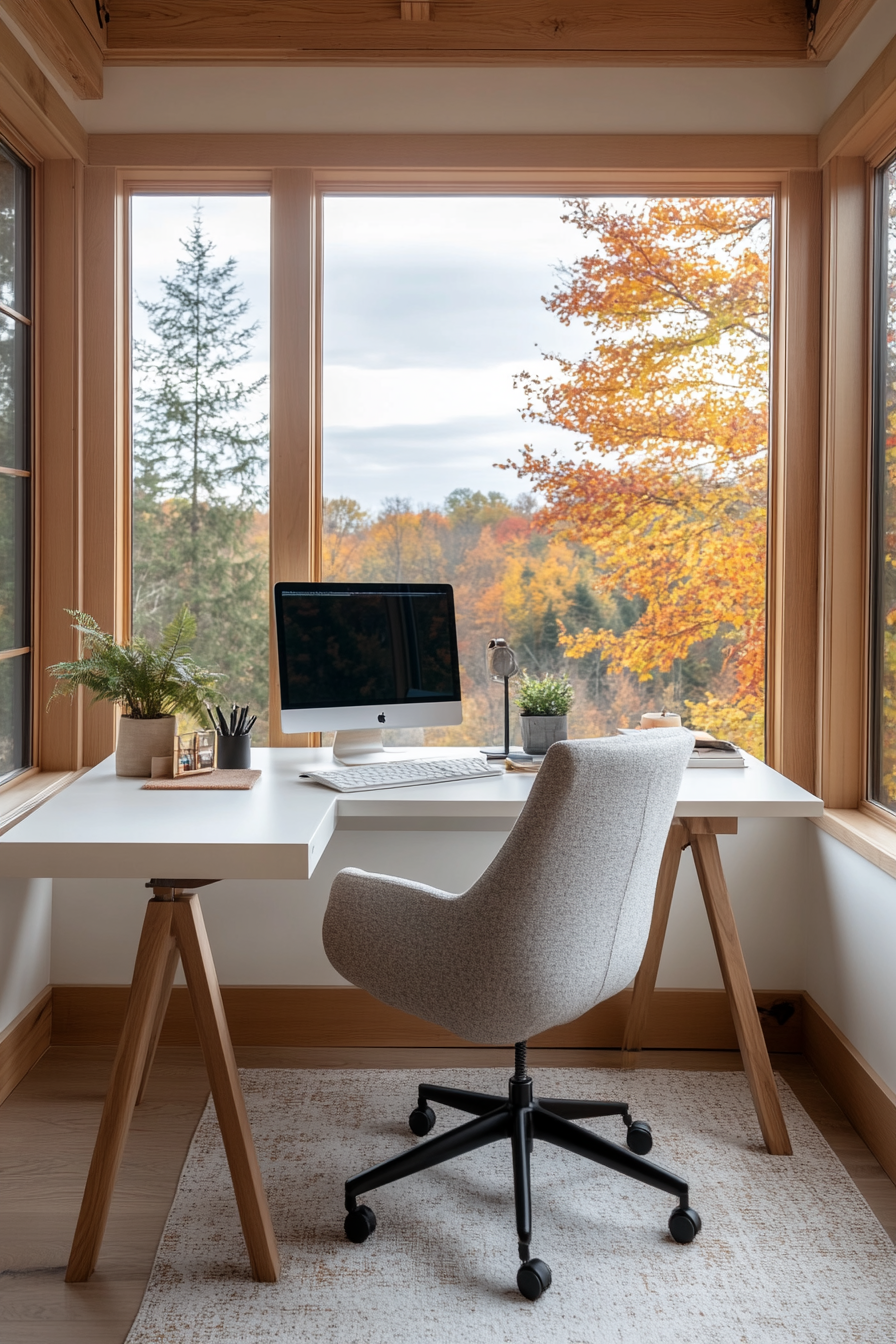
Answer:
[
  {"xmin": 130, "ymin": 194, "xmax": 271, "ymax": 739},
  {"xmin": 0, "ymin": 141, "xmax": 30, "ymax": 785},
  {"xmin": 321, "ymin": 193, "xmax": 772, "ymax": 755},
  {"xmin": 870, "ymin": 157, "xmax": 896, "ymax": 812}
]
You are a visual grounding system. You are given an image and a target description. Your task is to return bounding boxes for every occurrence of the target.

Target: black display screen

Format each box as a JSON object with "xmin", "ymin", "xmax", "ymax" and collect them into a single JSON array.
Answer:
[{"xmin": 274, "ymin": 582, "xmax": 461, "ymax": 710}]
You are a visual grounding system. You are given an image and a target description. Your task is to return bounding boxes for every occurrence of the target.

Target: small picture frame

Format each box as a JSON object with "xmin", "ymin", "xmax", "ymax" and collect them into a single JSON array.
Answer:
[{"xmin": 174, "ymin": 729, "xmax": 217, "ymax": 777}]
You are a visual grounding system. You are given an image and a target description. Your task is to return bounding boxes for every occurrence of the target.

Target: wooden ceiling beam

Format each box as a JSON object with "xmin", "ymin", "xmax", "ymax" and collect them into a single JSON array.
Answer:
[
  {"xmin": 103, "ymin": 1, "xmax": 814, "ymax": 67},
  {"xmin": 809, "ymin": 0, "xmax": 878, "ymax": 63},
  {"xmin": 0, "ymin": 15, "xmax": 89, "ymax": 158},
  {"xmin": 0, "ymin": 0, "xmax": 104, "ymax": 99}
]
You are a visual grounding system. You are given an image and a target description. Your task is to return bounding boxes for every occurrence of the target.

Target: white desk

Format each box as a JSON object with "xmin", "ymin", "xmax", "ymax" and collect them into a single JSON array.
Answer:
[
  {"xmin": 0, "ymin": 746, "xmax": 821, "ymax": 879},
  {"xmin": 0, "ymin": 746, "xmax": 822, "ymax": 1284}
]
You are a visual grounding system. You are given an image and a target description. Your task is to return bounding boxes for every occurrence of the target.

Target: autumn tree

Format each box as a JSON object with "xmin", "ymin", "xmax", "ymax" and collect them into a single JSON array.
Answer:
[
  {"xmin": 510, "ymin": 196, "xmax": 771, "ymax": 753},
  {"xmin": 132, "ymin": 208, "xmax": 269, "ymax": 730}
]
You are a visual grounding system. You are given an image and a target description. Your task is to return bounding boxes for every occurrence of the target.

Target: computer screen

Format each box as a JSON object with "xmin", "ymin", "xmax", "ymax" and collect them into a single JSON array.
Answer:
[{"xmin": 274, "ymin": 582, "xmax": 462, "ymax": 736}]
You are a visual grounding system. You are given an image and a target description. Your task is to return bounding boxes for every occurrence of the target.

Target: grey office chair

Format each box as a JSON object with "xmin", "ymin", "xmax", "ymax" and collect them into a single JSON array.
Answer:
[{"xmin": 323, "ymin": 730, "xmax": 701, "ymax": 1300}]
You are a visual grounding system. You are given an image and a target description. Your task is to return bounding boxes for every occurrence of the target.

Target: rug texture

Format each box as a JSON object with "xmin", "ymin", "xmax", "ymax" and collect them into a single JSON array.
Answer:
[{"xmin": 124, "ymin": 1068, "xmax": 896, "ymax": 1344}]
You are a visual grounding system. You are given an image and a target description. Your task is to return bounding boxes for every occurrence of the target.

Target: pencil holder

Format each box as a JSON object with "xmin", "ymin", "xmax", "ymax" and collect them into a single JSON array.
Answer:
[{"xmin": 217, "ymin": 733, "xmax": 252, "ymax": 770}]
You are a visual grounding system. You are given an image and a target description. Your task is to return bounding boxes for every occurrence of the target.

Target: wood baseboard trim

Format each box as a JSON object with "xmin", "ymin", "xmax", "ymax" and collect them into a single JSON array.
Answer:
[
  {"xmin": 802, "ymin": 993, "xmax": 896, "ymax": 1186},
  {"xmin": 50, "ymin": 984, "xmax": 804, "ymax": 1052},
  {"xmin": 0, "ymin": 987, "xmax": 52, "ymax": 1105}
]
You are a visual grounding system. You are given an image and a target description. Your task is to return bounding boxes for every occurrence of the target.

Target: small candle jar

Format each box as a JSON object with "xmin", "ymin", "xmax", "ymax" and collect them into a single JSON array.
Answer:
[{"xmin": 640, "ymin": 711, "xmax": 682, "ymax": 730}]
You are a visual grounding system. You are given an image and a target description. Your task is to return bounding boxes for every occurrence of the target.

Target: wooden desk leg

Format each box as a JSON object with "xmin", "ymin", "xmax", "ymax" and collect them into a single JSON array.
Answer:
[
  {"xmin": 173, "ymin": 894, "xmax": 280, "ymax": 1283},
  {"xmin": 622, "ymin": 822, "xmax": 689, "ymax": 1066},
  {"xmin": 66, "ymin": 899, "xmax": 178, "ymax": 1282},
  {"xmin": 687, "ymin": 827, "xmax": 792, "ymax": 1156},
  {"xmin": 136, "ymin": 937, "xmax": 180, "ymax": 1106}
]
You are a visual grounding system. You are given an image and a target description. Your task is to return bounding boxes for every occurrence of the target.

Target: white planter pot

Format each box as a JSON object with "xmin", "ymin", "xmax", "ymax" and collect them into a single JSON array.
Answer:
[
  {"xmin": 519, "ymin": 714, "xmax": 568, "ymax": 755},
  {"xmin": 115, "ymin": 714, "xmax": 176, "ymax": 778}
]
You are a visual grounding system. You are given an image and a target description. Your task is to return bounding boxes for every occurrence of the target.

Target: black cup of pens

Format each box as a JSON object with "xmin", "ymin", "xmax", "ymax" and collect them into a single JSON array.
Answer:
[{"xmin": 207, "ymin": 703, "xmax": 255, "ymax": 771}]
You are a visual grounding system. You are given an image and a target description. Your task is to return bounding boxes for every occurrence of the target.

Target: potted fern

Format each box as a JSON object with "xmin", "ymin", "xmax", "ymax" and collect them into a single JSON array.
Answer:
[
  {"xmin": 514, "ymin": 670, "xmax": 575, "ymax": 756},
  {"xmin": 47, "ymin": 606, "xmax": 220, "ymax": 777}
]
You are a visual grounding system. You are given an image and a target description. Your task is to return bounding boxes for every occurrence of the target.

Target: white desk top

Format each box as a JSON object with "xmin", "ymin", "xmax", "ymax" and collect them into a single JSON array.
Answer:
[{"xmin": 0, "ymin": 746, "xmax": 822, "ymax": 881}]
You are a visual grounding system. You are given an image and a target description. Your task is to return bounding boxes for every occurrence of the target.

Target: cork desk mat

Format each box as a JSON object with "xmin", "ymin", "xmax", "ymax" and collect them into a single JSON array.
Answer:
[{"xmin": 142, "ymin": 769, "xmax": 261, "ymax": 790}]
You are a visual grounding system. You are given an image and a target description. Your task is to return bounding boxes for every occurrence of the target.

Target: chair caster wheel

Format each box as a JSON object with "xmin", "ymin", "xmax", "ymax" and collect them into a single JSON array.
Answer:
[
  {"xmin": 344, "ymin": 1205, "xmax": 377, "ymax": 1243},
  {"xmin": 517, "ymin": 1258, "xmax": 552, "ymax": 1300},
  {"xmin": 668, "ymin": 1206, "xmax": 701, "ymax": 1244},
  {"xmin": 626, "ymin": 1119, "xmax": 653, "ymax": 1155},
  {"xmin": 409, "ymin": 1105, "xmax": 436, "ymax": 1137}
]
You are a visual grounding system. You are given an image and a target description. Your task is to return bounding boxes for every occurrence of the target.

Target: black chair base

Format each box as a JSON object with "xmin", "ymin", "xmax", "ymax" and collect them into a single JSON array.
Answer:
[{"xmin": 343, "ymin": 1042, "xmax": 701, "ymax": 1299}]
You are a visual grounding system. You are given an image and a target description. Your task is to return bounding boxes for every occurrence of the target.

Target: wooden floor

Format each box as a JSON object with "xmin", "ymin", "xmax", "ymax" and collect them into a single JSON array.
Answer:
[{"xmin": 1, "ymin": 1045, "xmax": 895, "ymax": 1342}]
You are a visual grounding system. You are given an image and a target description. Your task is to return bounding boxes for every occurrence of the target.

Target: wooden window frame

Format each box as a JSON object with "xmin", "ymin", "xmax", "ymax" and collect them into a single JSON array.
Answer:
[
  {"xmin": 0, "ymin": 128, "xmax": 39, "ymax": 796},
  {"xmin": 36, "ymin": 137, "xmax": 820, "ymax": 782}
]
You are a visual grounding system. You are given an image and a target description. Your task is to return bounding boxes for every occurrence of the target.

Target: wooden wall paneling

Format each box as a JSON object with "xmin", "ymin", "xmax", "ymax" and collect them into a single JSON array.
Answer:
[
  {"xmin": 803, "ymin": 992, "xmax": 896, "ymax": 1184},
  {"xmin": 0, "ymin": 987, "xmax": 51, "ymax": 1104},
  {"xmin": 81, "ymin": 166, "xmax": 121, "ymax": 765},
  {"xmin": 86, "ymin": 134, "xmax": 819, "ymax": 174},
  {"xmin": 817, "ymin": 158, "xmax": 868, "ymax": 808},
  {"xmin": 819, "ymin": 32, "xmax": 896, "ymax": 165},
  {"xmin": 0, "ymin": 0, "xmax": 103, "ymax": 99},
  {"xmin": 39, "ymin": 158, "xmax": 84, "ymax": 772},
  {"xmin": 103, "ymin": 0, "xmax": 810, "ymax": 65},
  {"xmin": 50, "ymin": 984, "xmax": 806, "ymax": 1053},
  {"xmin": 0, "ymin": 15, "xmax": 88, "ymax": 161},
  {"xmin": 268, "ymin": 169, "xmax": 315, "ymax": 748},
  {"xmin": 766, "ymin": 171, "xmax": 822, "ymax": 790}
]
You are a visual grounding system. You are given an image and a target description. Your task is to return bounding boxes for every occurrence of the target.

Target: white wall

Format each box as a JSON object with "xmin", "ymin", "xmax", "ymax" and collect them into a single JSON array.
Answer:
[
  {"xmin": 804, "ymin": 828, "xmax": 896, "ymax": 1094},
  {"xmin": 50, "ymin": 817, "xmax": 809, "ymax": 990},
  {"xmin": 0, "ymin": 878, "xmax": 51, "ymax": 1034}
]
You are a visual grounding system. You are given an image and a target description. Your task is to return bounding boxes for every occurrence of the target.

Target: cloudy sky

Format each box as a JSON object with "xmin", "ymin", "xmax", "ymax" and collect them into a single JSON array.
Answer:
[
  {"xmin": 130, "ymin": 192, "xmax": 600, "ymax": 515},
  {"xmin": 322, "ymin": 195, "xmax": 592, "ymax": 513}
]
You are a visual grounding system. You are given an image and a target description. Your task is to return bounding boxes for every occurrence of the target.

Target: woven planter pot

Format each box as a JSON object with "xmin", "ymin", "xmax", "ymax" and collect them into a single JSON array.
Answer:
[
  {"xmin": 519, "ymin": 714, "xmax": 568, "ymax": 756},
  {"xmin": 115, "ymin": 714, "xmax": 176, "ymax": 778}
]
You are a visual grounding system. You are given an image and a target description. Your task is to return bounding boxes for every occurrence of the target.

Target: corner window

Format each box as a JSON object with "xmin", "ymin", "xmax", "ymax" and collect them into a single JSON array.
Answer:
[{"xmin": 0, "ymin": 141, "xmax": 31, "ymax": 785}]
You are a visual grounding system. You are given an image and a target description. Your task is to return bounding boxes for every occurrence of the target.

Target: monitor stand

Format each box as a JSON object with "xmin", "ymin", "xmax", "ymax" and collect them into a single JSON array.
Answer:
[{"xmin": 332, "ymin": 728, "xmax": 397, "ymax": 766}]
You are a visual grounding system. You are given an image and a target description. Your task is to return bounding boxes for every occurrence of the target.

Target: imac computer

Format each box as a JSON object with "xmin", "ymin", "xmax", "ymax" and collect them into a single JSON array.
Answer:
[{"xmin": 274, "ymin": 581, "xmax": 463, "ymax": 765}]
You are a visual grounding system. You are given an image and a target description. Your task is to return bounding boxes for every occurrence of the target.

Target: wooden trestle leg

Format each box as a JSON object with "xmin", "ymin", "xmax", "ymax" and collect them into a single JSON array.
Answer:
[
  {"xmin": 688, "ymin": 825, "xmax": 792, "ymax": 1156},
  {"xmin": 66, "ymin": 884, "xmax": 280, "ymax": 1284},
  {"xmin": 621, "ymin": 817, "xmax": 791, "ymax": 1157},
  {"xmin": 621, "ymin": 822, "xmax": 689, "ymax": 1066}
]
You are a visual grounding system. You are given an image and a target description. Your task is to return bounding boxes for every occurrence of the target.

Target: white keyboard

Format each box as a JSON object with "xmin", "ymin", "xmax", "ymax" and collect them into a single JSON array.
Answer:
[{"xmin": 300, "ymin": 756, "xmax": 505, "ymax": 793}]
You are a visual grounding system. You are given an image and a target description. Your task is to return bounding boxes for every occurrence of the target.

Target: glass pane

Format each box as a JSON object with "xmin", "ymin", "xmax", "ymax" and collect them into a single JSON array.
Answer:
[
  {"xmin": 871, "ymin": 162, "xmax": 896, "ymax": 810},
  {"xmin": 322, "ymin": 196, "xmax": 771, "ymax": 757},
  {"xmin": 0, "ymin": 472, "xmax": 26, "ymax": 651},
  {"xmin": 0, "ymin": 313, "xmax": 27, "ymax": 469},
  {"xmin": 131, "ymin": 195, "xmax": 271, "ymax": 741},
  {"xmin": 0, "ymin": 144, "xmax": 26, "ymax": 315},
  {"xmin": 0, "ymin": 653, "xmax": 30, "ymax": 781}
]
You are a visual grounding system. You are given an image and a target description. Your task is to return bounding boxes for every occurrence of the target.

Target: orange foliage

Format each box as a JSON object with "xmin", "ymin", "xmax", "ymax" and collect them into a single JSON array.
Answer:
[{"xmin": 508, "ymin": 197, "xmax": 771, "ymax": 754}]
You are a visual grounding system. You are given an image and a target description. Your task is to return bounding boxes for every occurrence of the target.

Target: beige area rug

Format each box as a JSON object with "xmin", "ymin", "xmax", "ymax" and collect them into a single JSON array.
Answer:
[{"xmin": 125, "ymin": 1068, "xmax": 896, "ymax": 1344}]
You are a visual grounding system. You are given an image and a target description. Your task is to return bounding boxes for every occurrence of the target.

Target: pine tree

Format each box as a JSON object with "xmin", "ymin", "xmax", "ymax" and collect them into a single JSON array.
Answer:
[{"xmin": 132, "ymin": 208, "xmax": 269, "ymax": 737}]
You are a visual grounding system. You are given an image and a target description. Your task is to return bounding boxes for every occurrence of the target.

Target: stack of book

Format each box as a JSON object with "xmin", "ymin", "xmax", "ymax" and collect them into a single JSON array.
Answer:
[{"xmin": 617, "ymin": 728, "xmax": 745, "ymax": 768}]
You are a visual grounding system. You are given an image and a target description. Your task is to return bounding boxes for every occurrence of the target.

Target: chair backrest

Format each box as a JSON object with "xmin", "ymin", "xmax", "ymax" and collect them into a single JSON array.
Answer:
[{"xmin": 448, "ymin": 729, "xmax": 694, "ymax": 1041}]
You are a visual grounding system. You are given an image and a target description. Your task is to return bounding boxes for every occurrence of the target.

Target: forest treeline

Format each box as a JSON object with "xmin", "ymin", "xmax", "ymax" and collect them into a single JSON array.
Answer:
[{"xmin": 321, "ymin": 487, "xmax": 762, "ymax": 755}]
